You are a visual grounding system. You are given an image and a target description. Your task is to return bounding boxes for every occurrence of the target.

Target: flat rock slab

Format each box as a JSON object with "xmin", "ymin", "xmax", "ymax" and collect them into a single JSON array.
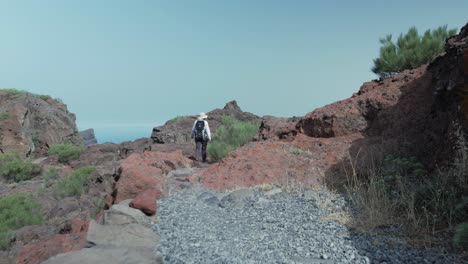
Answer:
[
  {"xmin": 42, "ymin": 246, "xmax": 162, "ymax": 264},
  {"xmin": 100, "ymin": 203, "xmax": 152, "ymax": 228},
  {"xmin": 87, "ymin": 220, "xmax": 159, "ymax": 249}
]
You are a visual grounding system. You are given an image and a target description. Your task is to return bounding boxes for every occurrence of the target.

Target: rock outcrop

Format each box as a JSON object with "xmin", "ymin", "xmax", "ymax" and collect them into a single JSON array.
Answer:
[
  {"xmin": 43, "ymin": 201, "xmax": 162, "ymax": 264},
  {"xmin": 0, "ymin": 91, "xmax": 83, "ymax": 157},
  {"xmin": 79, "ymin": 128, "xmax": 97, "ymax": 145},
  {"xmin": 151, "ymin": 100, "xmax": 259, "ymax": 145},
  {"xmin": 113, "ymin": 151, "xmax": 192, "ymax": 204}
]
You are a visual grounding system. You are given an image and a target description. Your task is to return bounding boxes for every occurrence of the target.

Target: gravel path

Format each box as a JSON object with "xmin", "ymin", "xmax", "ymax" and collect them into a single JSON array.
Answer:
[{"xmin": 152, "ymin": 171, "xmax": 464, "ymax": 264}]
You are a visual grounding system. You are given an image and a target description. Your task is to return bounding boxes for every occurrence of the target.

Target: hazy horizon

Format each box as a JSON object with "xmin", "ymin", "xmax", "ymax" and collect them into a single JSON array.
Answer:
[{"xmin": 1, "ymin": 1, "xmax": 467, "ymax": 143}]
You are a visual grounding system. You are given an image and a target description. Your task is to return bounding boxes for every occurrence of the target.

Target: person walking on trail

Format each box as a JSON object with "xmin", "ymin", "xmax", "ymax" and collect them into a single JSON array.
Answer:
[{"xmin": 191, "ymin": 112, "xmax": 211, "ymax": 162}]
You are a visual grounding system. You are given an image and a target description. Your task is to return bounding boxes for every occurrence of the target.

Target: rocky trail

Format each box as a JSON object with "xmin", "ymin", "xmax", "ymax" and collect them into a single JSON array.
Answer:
[{"xmin": 151, "ymin": 166, "xmax": 464, "ymax": 264}]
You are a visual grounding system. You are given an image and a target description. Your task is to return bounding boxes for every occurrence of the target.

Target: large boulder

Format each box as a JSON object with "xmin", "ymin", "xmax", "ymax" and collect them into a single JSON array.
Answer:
[
  {"xmin": 42, "ymin": 201, "xmax": 162, "ymax": 264},
  {"xmin": 14, "ymin": 219, "xmax": 89, "ymax": 264},
  {"xmin": 0, "ymin": 91, "xmax": 83, "ymax": 157},
  {"xmin": 114, "ymin": 151, "xmax": 192, "ymax": 203},
  {"xmin": 256, "ymin": 116, "xmax": 300, "ymax": 141},
  {"xmin": 129, "ymin": 189, "xmax": 158, "ymax": 216},
  {"xmin": 296, "ymin": 67, "xmax": 425, "ymax": 138}
]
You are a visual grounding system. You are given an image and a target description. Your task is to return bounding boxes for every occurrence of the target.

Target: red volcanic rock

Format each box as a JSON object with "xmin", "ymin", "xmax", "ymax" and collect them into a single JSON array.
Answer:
[
  {"xmin": 0, "ymin": 92, "xmax": 83, "ymax": 158},
  {"xmin": 201, "ymin": 133, "xmax": 362, "ymax": 191},
  {"xmin": 297, "ymin": 67, "xmax": 426, "ymax": 138},
  {"xmin": 114, "ymin": 151, "xmax": 192, "ymax": 203},
  {"xmin": 129, "ymin": 189, "xmax": 158, "ymax": 216},
  {"xmin": 256, "ymin": 116, "xmax": 300, "ymax": 141},
  {"xmin": 15, "ymin": 219, "xmax": 89, "ymax": 264}
]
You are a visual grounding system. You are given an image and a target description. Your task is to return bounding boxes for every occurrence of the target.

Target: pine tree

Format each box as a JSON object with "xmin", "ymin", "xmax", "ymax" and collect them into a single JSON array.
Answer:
[{"xmin": 372, "ymin": 25, "xmax": 457, "ymax": 78}]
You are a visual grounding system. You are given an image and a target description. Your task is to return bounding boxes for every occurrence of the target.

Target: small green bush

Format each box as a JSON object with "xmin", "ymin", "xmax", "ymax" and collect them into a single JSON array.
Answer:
[
  {"xmin": 372, "ymin": 25, "xmax": 457, "ymax": 78},
  {"xmin": 0, "ymin": 88, "xmax": 29, "ymax": 97},
  {"xmin": 208, "ymin": 116, "xmax": 258, "ymax": 161},
  {"xmin": 166, "ymin": 116, "xmax": 185, "ymax": 125},
  {"xmin": 0, "ymin": 152, "xmax": 41, "ymax": 182},
  {"xmin": 0, "ymin": 88, "xmax": 52, "ymax": 102},
  {"xmin": 454, "ymin": 222, "xmax": 468, "ymax": 249},
  {"xmin": 54, "ymin": 166, "xmax": 95, "ymax": 198},
  {"xmin": 43, "ymin": 167, "xmax": 61, "ymax": 187},
  {"xmin": 0, "ymin": 112, "xmax": 10, "ymax": 122},
  {"xmin": 290, "ymin": 148, "xmax": 303, "ymax": 155},
  {"xmin": 0, "ymin": 194, "xmax": 43, "ymax": 250},
  {"xmin": 48, "ymin": 144, "xmax": 85, "ymax": 164}
]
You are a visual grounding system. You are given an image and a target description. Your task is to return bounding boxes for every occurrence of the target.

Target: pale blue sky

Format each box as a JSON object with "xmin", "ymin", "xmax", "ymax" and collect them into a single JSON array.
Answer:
[{"xmin": 0, "ymin": 1, "xmax": 466, "ymax": 142}]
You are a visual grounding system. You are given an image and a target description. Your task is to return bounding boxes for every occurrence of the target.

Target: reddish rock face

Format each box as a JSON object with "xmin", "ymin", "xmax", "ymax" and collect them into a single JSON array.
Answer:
[
  {"xmin": 256, "ymin": 116, "xmax": 300, "ymax": 141},
  {"xmin": 0, "ymin": 92, "xmax": 83, "ymax": 158},
  {"xmin": 114, "ymin": 151, "xmax": 192, "ymax": 203},
  {"xmin": 129, "ymin": 189, "xmax": 158, "ymax": 216},
  {"xmin": 201, "ymin": 133, "xmax": 362, "ymax": 191},
  {"xmin": 14, "ymin": 219, "xmax": 88, "ymax": 264},
  {"xmin": 297, "ymin": 67, "xmax": 426, "ymax": 138}
]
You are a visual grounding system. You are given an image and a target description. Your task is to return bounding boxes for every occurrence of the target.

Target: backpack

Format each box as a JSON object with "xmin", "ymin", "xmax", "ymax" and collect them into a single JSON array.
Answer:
[{"xmin": 194, "ymin": 120, "xmax": 205, "ymax": 140}]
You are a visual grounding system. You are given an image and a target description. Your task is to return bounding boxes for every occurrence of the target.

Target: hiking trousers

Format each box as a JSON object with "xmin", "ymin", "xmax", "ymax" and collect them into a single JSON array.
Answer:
[{"xmin": 195, "ymin": 139, "xmax": 208, "ymax": 162}]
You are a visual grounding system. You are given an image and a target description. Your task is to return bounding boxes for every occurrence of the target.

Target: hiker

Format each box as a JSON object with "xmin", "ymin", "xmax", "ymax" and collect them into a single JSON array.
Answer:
[{"xmin": 191, "ymin": 112, "xmax": 211, "ymax": 162}]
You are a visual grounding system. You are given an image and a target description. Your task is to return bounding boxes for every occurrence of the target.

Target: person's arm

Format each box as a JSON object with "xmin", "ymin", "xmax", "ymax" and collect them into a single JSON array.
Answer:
[
  {"xmin": 191, "ymin": 120, "xmax": 197, "ymax": 138},
  {"xmin": 205, "ymin": 121, "xmax": 211, "ymax": 141}
]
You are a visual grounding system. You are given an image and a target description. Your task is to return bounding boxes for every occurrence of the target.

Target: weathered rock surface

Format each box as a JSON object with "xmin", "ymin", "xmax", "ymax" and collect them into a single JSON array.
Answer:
[
  {"xmin": 114, "ymin": 150, "xmax": 192, "ymax": 203},
  {"xmin": 296, "ymin": 67, "xmax": 425, "ymax": 138},
  {"xmin": 151, "ymin": 100, "xmax": 259, "ymax": 145},
  {"xmin": 0, "ymin": 92, "xmax": 83, "ymax": 157},
  {"xmin": 79, "ymin": 128, "xmax": 97, "ymax": 145},
  {"xmin": 43, "ymin": 203, "xmax": 162, "ymax": 264},
  {"xmin": 130, "ymin": 189, "xmax": 158, "ymax": 216},
  {"xmin": 256, "ymin": 115, "xmax": 300, "ymax": 141},
  {"xmin": 14, "ymin": 219, "xmax": 89, "ymax": 264},
  {"xmin": 201, "ymin": 133, "xmax": 362, "ymax": 191},
  {"xmin": 100, "ymin": 202, "xmax": 153, "ymax": 228}
]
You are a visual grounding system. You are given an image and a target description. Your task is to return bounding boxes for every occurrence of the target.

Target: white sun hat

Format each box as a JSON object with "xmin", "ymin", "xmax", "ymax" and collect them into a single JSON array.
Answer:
[{"xmin": 197, "ymin": 112, "xmax": 208, "ymax": 120}]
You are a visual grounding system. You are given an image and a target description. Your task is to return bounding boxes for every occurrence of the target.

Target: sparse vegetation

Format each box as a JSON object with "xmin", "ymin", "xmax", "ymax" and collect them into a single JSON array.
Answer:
[
  {"xmin": 48, "ymin": 144, "xmax": 85, "ymax": 164},
  {"xmin": 343, "ymin": 150, "xmax": 468, "ymax": 247},
  {"xmin": 91, "ymin": 197, "xmax": 106, "ymax": 219},
  {"xmin": 290, "ymin": 148, "xmax": 303, "ymax": 155},
  {"xmin": 0, "ymin": 88, "xmax": 50, "ymax": 101},
  {"xmin": 207, "ymin": 116, "xmax": 258, "ymax": 161},
  {"xmin": 54, "ymin": 166, "xmax": 95, "ymax": 198},
  {"xmin": 0, "ymin": 194, "xmax": 43, "ymax": 250},
  {"xmin": 43, "ymin": 167, "xmax": 61, "ymax": 187},
  {"xmin": 166, "ymin": 116, "xmax": 185, "ymax": 125},
  {"xmin": 0, "ymin": 152, "xmax": 41, "ymax": 182},
  {"xmin": 0, "ymin": 112, "xmax": 10, "ymax": 122},
  {"xmin": 372, "ymin": 25, "xmax": 457, "ymax": 78},
  {"xmin": 454, "ymin": 222, "xmax": 468, "ymax": 249}
]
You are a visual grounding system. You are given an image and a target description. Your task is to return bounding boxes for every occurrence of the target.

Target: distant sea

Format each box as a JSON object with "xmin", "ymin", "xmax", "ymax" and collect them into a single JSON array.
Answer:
[{"xmin": 93, "ymin": 126, "xmax": 155, "ymax": 144}]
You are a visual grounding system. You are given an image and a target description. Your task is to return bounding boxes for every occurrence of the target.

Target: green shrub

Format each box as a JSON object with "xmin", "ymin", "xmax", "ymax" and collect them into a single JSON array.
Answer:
[
  {"xmin": 0, "ymin": 152, "xmax": 41, "ymax": 182},
  {"xmin": 372, "ymin": 25, "xmax": 457, "ymax": 78},
  {"xmin": 0, "ymin": 88, "xmax": 29, "ymax": 97},
  {"xmin": 91, "ymin": 197, "xmax": 106, "ymax": 219},
  {"xmin": 43, "ymin": 167, "xmax": 61, "ymax": 187},
  {"xmin": 48, "ymin": 144, "xmax": 85, "ymax": 164},
  {"xmin": 0, "ymin": 88, "xmax": 52, "ymax": 102},
  {"xmin": 208, "ymin": 116, "xmax": 258, "ymax": 161},
  {"xmin": 454, "ymin": 222, "xmax": 468, "ymax": 249},
  {"xmin": 0, "ymin": 112, "xmax": 10, "ymax": 122},
  {"xmin": 54, "ymin": 166, "xmax": 95, "ymax": 198},
  {"xmin": 166, "ymin": 116, "xmax": 185, "ymax": 125},
  {"xmin": 290, "ymin": 148, "xmax": 303, "ymax": 155},
  {"xmin": 0, "ymin": 194, "xmax": 43, "ymax": 250}
]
